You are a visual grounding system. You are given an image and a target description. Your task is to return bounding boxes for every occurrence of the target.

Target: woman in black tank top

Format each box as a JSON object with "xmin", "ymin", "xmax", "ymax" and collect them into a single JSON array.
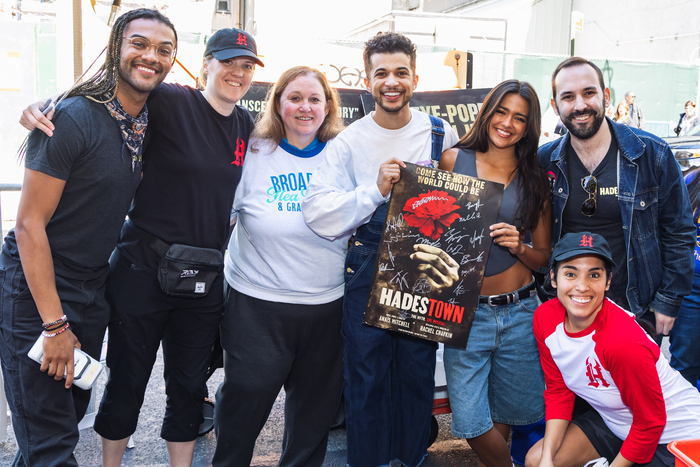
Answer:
[{"xmin": 439, "ymin": 80, "xmax": 551, "ymax": 467}]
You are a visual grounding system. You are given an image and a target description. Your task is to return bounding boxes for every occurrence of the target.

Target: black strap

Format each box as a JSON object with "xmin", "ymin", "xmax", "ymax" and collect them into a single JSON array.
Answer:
[
  {"xmin": 125, "ymin": 219, "xmax": 172, "ymax": 257},
  {"xmin": 149, "ymin": 237, "xmax": 171, "ymax": 257},
  {"xmin": 479, "ymin": 283, "xmax": 537, "ymax": 305},
  {"xmin": 429, "ymin": 115, "xmax": 445, "ymax": 165}
]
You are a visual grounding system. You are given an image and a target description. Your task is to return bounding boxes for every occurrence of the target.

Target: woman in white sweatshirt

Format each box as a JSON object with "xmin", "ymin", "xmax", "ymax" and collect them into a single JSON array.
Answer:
[{"xmin": 212, "ymin": 66, "xmax": 347, "ymax": 467}]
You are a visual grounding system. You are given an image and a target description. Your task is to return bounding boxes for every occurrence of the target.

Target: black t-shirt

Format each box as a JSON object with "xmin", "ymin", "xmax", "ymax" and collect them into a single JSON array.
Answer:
[
  {"xmin": 2, "ymin": 96, "xmax": 142, "ymax": 280},
  {"xmin": 562, "ymin": 130, "xmax": 629, "ymax": 309},
  {"xmin": 118, "ymin": 83, "xmax": 255, "ymax": 269}
]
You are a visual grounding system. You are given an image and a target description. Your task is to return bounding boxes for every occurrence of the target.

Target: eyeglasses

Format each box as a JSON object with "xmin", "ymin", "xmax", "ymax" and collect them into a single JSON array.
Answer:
[
  {"xmin": 581, "ymin": 175, "xmax": 597, "ymax": 217},
  {"xmin": 125, "ymin": 37, "xmax": 175, "ymax": 60}
]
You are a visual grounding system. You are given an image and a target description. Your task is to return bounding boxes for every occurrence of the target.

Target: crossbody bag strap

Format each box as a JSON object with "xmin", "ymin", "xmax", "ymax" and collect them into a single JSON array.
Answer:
[
  {"xmin": 429, "ymin": 115, "xmax": 445, "ymax": 166},
  {"xmin": 149, "ymin": 237, "xmax": 171, "ymax": 257},
  {"xmin": 124, "ymin": 218, "xmax": 171, "ymax": 257}
]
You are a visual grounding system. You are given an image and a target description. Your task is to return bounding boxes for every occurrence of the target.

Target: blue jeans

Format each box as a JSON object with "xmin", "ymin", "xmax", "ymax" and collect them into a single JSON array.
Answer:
[
  {"xmin": 343, "ymin": 204, "xmax": 437, "ymax": 467},
  {"xmin": 669, "ymin": 272, "xmax": 700, "ymax": 385},
  {"xmin": 444, "ymin": 285, "xmax": 544, "ymax": 438}
]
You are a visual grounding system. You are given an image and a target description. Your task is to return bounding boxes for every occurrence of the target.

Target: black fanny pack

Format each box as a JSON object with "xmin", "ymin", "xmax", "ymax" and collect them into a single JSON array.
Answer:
[{"xmin": 149, "ymin": 237, "xmax": 223, "ymax": 298}]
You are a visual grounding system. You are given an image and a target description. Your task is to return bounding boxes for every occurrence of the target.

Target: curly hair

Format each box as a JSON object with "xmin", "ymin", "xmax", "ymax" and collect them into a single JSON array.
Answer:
[
  {"xmin": 252, "ymin": 66, "xmax": 344, "ymax": 148},
  {"xmin": 456, "ymin": 79, "xmax": 549, "ymax": 232},
  {"xmin": 363, "ymin": 32, "xmax": 416, "ymax": 76},
  {"xmin": 61, "ymin": 8, "xmax": 177, "ymax": 103}
]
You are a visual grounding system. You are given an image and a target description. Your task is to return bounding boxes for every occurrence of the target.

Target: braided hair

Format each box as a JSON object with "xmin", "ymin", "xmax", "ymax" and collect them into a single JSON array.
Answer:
[{"xmin": 61, "ymin": 8, "xmax": 177, "ymax": 103}]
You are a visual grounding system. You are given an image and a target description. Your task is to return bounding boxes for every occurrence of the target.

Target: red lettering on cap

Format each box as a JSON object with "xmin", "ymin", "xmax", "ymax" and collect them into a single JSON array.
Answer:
[
  {"xmin": 580, "ymin": 234, "xmax": 593, "ymax": 247},
  {"xmin": 237, "ymin": 33, "xmax": 247, "ymax": 46}
]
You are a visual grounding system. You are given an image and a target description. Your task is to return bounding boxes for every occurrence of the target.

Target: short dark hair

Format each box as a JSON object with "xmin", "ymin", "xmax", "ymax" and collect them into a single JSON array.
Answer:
[
  {"xmin": 551, "ymin": 57, "xmax": 605, "ymax": 99},
  {"xmin": 363, "ymin": 32, "xmax": 416, "ymax": 77}
]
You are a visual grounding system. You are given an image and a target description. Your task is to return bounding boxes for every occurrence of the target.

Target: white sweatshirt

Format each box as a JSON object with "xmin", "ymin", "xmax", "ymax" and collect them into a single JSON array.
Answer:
[{"xmin": 225, "ymin": 138, "xmax": 350, "ymax": 304}]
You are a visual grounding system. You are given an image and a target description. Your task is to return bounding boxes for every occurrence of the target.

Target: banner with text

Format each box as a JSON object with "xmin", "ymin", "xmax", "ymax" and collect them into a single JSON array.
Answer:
[
  {"xmin": 361, "ymin": 88, "xmax": 491, "ymax": 139},
  {"xmin": 240, "ymin": 83, "xmax": 489, "ymax": 137}
]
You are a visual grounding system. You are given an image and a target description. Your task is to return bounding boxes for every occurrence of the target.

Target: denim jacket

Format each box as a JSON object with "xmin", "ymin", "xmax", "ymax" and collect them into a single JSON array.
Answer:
[{"xmin": 538, "ymin": 118, "xmax": 695, "ymax": 318}]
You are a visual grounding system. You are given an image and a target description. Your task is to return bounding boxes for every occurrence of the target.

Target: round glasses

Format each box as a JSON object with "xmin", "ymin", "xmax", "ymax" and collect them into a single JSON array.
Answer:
[
  {"xmin": 125, "ymin": 37, "xmax": 175, "ymax": 60},
  {"xmin": 581, "ymin": 175, "xmax": 597, "ymax": 217}
]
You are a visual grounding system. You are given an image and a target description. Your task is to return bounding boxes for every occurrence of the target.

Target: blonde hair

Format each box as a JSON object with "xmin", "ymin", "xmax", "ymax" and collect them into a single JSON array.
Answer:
[
  {"xmin": 253, "ymin": 66, "xmax": 344, "ymax": 148},
  {"xmin": 615, "ymin": 102, "xmax": 629, "ymax": 121}
]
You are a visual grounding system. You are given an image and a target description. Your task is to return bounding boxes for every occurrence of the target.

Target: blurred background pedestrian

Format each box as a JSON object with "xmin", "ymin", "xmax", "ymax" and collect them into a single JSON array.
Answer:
[
  {"xmin": 674, "ymin": 100, "xmax": 699, "ymax": 136},
  {"xmin": 614, "ymin": 101, "xmax": 631, "ymax": 125}
]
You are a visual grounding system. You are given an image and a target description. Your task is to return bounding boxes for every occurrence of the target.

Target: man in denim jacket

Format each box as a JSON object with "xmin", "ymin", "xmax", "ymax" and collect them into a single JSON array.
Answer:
[{"xmin": 538, "ymin": 57, "xmax": 694, "ymax": 336}]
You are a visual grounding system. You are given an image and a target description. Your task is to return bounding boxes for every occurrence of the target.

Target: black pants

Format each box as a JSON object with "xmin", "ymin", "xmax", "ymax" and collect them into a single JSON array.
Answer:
[
  {"xmin": 212, "ymin": 288, "xmax": 344, "ymax": 467},
  {"xmin": 0, "ymin": 252, "xmax": 109, "ymax": 467},
  {"xmin": 573, "ymin": 409, "xmax": 676, "ymax": 467},
  {"xmin": 93, "ymin": 249, "xmax": 224, "ymax": 442}
]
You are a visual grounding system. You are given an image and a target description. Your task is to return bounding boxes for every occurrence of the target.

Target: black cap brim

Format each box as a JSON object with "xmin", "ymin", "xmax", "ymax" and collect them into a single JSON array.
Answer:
[
  {"xmin": 211, "ymin": 49, "xmax": 264, "ymax": 67},
  {"xmin": 553, "ymin": 249, "xmax": 617, "ymax": 268}
]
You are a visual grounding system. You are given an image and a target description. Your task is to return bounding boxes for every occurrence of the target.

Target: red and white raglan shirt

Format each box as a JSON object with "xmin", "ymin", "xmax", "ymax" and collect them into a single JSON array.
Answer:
[{"xmin": 534, "ymin": 298, "xmax": 700, "ymax": 464}]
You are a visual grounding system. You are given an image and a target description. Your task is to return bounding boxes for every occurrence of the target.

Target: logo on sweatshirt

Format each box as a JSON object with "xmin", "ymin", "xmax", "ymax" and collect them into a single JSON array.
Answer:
[{"xmin": 585, "ymin": 356, "xmax": 610, "ymax": 388}]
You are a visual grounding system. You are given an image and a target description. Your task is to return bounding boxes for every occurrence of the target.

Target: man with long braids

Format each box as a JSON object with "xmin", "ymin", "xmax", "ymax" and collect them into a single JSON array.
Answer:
[{"xmin": 1, "ymin": 9, "xmax": 176, "ymax": 465}]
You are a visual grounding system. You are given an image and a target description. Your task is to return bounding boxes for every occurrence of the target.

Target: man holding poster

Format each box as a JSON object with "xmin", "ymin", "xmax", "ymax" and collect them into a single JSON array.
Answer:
[{"xmin": 303, "ymin": 32, "xmax": 458, "ymax": 467}]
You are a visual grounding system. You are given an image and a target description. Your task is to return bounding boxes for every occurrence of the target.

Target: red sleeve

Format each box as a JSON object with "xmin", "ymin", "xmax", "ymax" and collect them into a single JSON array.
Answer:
[
  {"xmin": 600, "ymin": 319, "xmax": 665, "ymax": 464},
  {"xmin": 534, "ymin": 300, "xmax": 576, "ymax": 421}
]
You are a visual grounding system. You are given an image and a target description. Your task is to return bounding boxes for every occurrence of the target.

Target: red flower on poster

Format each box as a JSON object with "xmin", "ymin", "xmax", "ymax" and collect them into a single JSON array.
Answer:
[{"xmin": 402, "ymin": 190, "xmax": 461, "ymax": 240}]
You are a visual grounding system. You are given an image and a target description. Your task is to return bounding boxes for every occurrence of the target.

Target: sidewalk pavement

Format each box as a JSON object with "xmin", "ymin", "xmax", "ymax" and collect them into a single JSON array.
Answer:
[
  {"xmin": 0, "ymin": 344, "xmax": 474, "ymax": 467},
  {"xmin": 0, "ymin": 331, "xmax": 672, "ymax": 466}
]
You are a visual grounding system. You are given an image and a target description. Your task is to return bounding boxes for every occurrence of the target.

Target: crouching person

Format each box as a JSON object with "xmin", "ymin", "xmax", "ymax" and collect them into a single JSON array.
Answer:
[{"xmin": 526, "ymin": 232, "xmax": 700, "ymax": 467}]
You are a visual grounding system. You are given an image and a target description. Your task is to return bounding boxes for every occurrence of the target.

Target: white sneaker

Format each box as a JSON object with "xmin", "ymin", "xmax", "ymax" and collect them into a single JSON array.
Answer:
[{"xmin": 583, "ymin": 458, "xmax": 609, "ymax": 467}]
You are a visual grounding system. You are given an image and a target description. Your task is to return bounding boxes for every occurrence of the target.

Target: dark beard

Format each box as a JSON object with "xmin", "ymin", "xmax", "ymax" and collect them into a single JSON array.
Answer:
[{"xmin": 561, "ymin": 109, "xmax": 605, "ymax": 140}]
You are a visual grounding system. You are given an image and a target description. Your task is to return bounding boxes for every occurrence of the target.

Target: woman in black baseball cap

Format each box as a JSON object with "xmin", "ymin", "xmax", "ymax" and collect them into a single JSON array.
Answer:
[
  {"xmin": 89, "ymin": 26, "xmax": 264, "ymax": 466},
  {"xmin": 204, "ymin": 28, "xmax": 264, "ymax": 65},
  {"xmin": 91, "ymin": 27, "xmax": 265, "ymax": 466},
  {"xmin": 527, "ymin": 232, "xmax": 700, "ymax": 467}
]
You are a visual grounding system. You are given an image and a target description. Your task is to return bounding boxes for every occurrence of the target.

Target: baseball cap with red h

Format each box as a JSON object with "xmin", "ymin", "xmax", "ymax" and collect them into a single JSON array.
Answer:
[
  {"xmin": 204, "ymin": 28, "xmax": 264, "ymax": 67},
  {"xmin": 552, "ymin": 232, "xmax": 616, "ymax": 268}
]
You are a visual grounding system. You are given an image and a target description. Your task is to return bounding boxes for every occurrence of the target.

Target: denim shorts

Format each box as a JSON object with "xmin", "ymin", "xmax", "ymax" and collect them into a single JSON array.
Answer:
[{"xmin": 443, "ymin": 281, "xmax": 545, "ymax": 438}]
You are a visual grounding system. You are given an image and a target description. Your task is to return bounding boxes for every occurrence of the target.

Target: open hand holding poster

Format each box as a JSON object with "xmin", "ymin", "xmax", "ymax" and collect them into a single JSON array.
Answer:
[{"xmin": 363, "ymin": 162, "xmax": 503, "ymax": 348}]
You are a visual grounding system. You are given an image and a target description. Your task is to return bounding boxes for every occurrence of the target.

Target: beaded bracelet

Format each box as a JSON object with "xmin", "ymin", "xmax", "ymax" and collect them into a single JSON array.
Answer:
[
  {"xmin": 42, "ymin": 315, "xmax": 67, "ymax": 329},
  {"xmin": 45, "ymin": 322, "xmax": 66, "ymax": 332},
  {"xmin": 42, "ymin": 322, "xmax": 70, "ymax": 338}
]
